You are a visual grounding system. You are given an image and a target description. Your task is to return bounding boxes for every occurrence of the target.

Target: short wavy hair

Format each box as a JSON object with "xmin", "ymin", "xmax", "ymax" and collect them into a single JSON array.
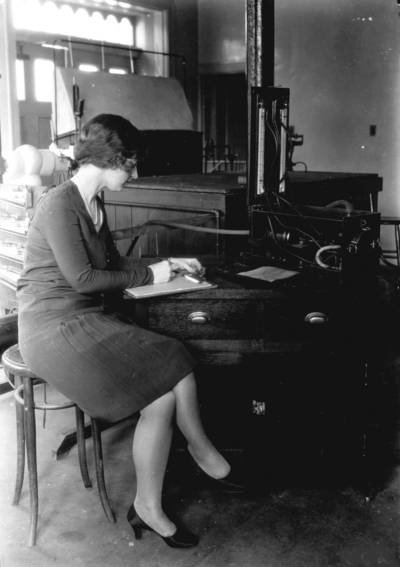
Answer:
[{"xmin": 72, "ymin": 114, "xmax": 146, "ymax": 171}]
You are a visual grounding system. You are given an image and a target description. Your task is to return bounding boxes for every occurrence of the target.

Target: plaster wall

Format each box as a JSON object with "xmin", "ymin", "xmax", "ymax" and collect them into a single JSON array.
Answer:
[
  {"xmin": 275, "ymin": 0, "xmax": 400, "ymax": 249},
  {"xmin": 198, "ymin": 0, "xmax": 246, "ymax": 73}
]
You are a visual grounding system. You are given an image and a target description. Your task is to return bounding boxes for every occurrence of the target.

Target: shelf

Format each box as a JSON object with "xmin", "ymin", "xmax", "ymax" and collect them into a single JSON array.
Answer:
[
  {"xmin": 0, "ymin": 268, "xmax": 19, "ymax": 288},
  {"xmin": 0, "ymin": 249, "xmax": 24, "ymax": 264},
  {"xmin": 0, "ymin": 220, "xmax": 28, "ymax": 236}
]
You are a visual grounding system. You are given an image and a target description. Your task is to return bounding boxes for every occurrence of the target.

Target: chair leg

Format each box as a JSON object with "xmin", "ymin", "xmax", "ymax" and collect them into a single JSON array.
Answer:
[
  {"xmin": 90, "ymin": 418, "xmax": 116, "ymax": 524},
  {"xmin": 24, "ymin": 377, "xmax": 38, "ymax": 547},
  {"xmin": 75, "ymin": 407, "xmax": 92, "ymax": 489},
  {"xmin": 12, "ymin": 374, "xmax": 25, "ymax": 506}
]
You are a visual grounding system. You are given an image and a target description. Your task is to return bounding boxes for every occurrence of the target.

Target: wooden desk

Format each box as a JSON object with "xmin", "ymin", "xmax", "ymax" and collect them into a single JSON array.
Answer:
[{"xmin": 123, "ymin": 259, "xmax": 391, "ymax": 495}]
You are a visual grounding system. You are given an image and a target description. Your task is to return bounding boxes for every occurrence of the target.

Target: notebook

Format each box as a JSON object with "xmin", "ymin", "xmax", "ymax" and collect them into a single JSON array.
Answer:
[{"xmin": 125, "ymin": 274, "xmax": 216, "ymax": 299}]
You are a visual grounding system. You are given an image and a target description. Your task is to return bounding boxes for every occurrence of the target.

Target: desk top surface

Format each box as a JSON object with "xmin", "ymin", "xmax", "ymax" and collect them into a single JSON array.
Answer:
[
  {"xmin": 124, "ymin": 171, "xmax": 382, "ymax": 195},
  {"xmin": 126, "ymin": 173, "xmax": 246, "ymax": 195}
]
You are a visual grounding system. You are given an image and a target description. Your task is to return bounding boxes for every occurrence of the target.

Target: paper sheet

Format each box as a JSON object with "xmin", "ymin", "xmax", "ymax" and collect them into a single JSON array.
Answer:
[
  {"xmin": 238, "ymin": 266, "xmax": 300, "ymax": 282},
  {"xmin": 125, "ymin": 275, "xmax": 215, "ymax": 299}
]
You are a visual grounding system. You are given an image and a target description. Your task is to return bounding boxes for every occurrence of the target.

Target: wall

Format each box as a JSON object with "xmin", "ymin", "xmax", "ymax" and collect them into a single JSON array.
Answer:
[
  {"xmin": 198, "ymin": 0, "xmax": 245, "ymax": 74},
  {"xmin": 275, "ymin": 0, "xmax": 400, "ymax": 249}
]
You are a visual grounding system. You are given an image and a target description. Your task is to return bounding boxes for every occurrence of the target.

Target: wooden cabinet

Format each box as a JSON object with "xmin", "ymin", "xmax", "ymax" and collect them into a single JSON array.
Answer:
[
  {"xmin": 124, "ymin": 267, "xmax": 388, "ymax": 494},
  {"xmin": 103, "ymin": 173, "xmax": 248, "ymax": 259}
]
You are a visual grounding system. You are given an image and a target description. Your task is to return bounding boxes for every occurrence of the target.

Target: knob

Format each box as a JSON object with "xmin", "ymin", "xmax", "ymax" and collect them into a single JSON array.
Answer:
[
  {"xmin": 304, "ymin": 312, "xmax": 329, "ymax": 324},
  {"xmin": 187, "ymin": 311, "xmax": 211, "ymax": 324}
]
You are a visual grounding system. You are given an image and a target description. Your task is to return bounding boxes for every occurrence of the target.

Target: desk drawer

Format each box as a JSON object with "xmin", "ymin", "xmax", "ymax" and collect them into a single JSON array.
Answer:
[
  {"xmin": 147, "ymin": 298, "xmax": 264, "ymax": 340},
  {"xmin": 144, "ymin": 293, "xmax": 363, "ymax": 344},
  {"xmin": 264, "ymin": 296, "xmax": 360, "ymax": 342}
]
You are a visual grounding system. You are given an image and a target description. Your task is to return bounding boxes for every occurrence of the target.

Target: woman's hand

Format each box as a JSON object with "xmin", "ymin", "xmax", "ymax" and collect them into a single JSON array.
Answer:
[
  {"xmin": 168, "ymin": 258, "xmax": 202, "ymax": 273},
  {"xmin": 148, "ymin": 258, "xmax": 202, "ymax": 284}
]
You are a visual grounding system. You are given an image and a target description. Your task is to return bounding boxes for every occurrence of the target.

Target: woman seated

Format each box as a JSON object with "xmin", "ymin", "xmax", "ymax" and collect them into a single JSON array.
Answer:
[{"xmin": 17, "ymin": 113, "xmax": 242, "ymax": 550}]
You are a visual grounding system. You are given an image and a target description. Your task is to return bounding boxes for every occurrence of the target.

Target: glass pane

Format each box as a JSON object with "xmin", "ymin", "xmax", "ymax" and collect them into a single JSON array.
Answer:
[
  {"xmin": 105, "ymin": 15, "xmax": 119, "ymax": 44},
  {"xmin": 59, "ymin": 5, "xmax": 74, "ymax": 37},
  {"xmin": 79, "ymin": 64, "xmax": 98, "ymax": 73},
  {"xmin": 120, "ymin": 17, "xmax": 134, "ymax": 46},
  {"xmin": 90, "ymin": 12, "xmax": 105, "ymax": 42},
  {"xmin": 42, "ymin": 1, "xmax": 60, "ymax": 34},
  {"xmin": 75, "ymin": 8, "xmax": 91, "ymax": 39},
  {"xmin": 34, "ymin": 59, "xmax": 54, "ymax": 102}
]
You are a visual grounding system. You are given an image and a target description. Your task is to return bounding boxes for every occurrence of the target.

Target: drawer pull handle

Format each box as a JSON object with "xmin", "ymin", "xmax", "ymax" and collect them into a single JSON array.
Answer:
[
  {"xmin": 304, "ymin": 312, "xmax": 329, "ymax": 324},
  {"xmin": 187, "ymin": 311, "xmax": 211, "ymax": 325}
]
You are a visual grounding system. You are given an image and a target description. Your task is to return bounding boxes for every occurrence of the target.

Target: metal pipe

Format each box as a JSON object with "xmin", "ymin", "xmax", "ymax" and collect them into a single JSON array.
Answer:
[{"xmin": 109, "ymin": 202, "xmax": 221, "ymax": 254}]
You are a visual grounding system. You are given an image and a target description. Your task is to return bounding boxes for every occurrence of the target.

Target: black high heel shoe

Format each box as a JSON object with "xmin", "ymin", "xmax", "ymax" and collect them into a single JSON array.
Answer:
[
  {"xmin": 189, "ymin": 455, "xmax": 245, "ymax": 494},
  {"xmin": 127, "ymin": 504, "xmax": 199, "ymax": 549}
]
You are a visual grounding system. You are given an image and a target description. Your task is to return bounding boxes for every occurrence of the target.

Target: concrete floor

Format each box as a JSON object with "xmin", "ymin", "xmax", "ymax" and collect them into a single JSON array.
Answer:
[{"xmin": 0, "ymin": 383, "xmax": 399, "ymax": 567}]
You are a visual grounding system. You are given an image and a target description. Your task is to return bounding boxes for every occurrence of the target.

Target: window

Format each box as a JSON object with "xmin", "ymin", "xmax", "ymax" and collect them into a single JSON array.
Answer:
[
  {"xmin": 109, "ymin": 68, "xmax": 127, "ymax": 75},
  {"xmin": 12, "ymin": 0, "xmax": 136, "ymax": 46},
  {"xmin": 34, "ymin": 59, "xmax": 54, "ymax": 102},
  {"xmin": 78, "ymin": 64, "xmax": 99, "ymax": 73}
]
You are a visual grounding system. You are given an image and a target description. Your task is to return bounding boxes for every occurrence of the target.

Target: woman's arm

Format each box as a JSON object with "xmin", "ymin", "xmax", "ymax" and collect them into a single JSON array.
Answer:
[
  {"xmin": 104, "ymin": 223, "xmax": 202, "ymax": 284},
  {"xmin": 41, "ymin": 195, "xmax": 153, "ymax": 293}
]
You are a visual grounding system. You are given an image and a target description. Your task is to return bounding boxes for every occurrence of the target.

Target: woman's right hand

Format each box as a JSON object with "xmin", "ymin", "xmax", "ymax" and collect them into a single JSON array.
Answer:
[{"xmin": 148, "ymin": 260, "xmax": 179, "ymax": 284}]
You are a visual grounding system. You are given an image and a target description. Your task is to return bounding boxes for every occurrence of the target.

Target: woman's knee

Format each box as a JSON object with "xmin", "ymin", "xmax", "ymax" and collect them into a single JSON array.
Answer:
[
  {"xmin": 173, "ymin": 372, "xmax": 197, "ymax": 396},
  {"xmin": 140, "ymin": 391, "xmax": 176, "ymax": 421}
]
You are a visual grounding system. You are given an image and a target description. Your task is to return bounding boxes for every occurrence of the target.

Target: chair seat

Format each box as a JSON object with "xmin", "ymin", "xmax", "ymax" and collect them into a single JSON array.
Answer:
[{"xmin": 2, "ymin": 345, "xmax": 40, "ymax": 379}]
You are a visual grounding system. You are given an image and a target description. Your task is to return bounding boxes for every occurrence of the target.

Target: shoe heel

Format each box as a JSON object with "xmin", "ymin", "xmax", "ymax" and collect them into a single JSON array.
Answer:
[{"xmin": 132, "ymin": 523, "xmax": 142, "ymax": 540}]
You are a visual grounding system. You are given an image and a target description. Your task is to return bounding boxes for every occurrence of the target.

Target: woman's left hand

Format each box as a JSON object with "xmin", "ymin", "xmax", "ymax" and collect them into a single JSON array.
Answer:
[{"xmin": 168, "ymin": 258, "xmax": 202, "ymax": 273}]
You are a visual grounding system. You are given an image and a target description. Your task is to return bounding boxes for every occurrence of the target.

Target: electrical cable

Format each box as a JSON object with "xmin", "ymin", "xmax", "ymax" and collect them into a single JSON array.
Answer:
[
  {"xmin": 264, "ymin": 202, "xmax": 321, "ymax": 249},
  {"xmin": 292, "ymin": 161, "xmax": 308, "ymax": 171},
  {"xmin": 325, "ymin": 200, "xmax": 353, "ymax": 213},
  {"xmin": 262, "ymin": 213, "xmax": 323, "ymax": 267},
  {"xmin": 265, "ymin": 189, "xmax": 323, "ymax": 239},
  {"xmin": 315, "ymin": 245, "xmax": 341, "ymax": 270}
]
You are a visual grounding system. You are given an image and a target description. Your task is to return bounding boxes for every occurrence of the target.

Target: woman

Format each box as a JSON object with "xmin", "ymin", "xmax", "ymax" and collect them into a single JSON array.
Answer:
[{"xmin": 17, "ymin": 114, "xmax": 242, "ymax": 550}]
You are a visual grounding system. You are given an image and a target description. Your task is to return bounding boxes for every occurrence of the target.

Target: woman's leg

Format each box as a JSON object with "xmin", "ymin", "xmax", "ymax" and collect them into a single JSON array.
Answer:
[
  {"xmin": 173, "ymin": 372, "xmax": 231, "ymax": 479},
  {"xmin": 133, "ymin": 391, "xmax": 177, "ymax": 536}
]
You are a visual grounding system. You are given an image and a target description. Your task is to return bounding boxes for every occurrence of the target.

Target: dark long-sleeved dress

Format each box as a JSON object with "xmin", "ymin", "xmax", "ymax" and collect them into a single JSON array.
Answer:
[{"xmin": 17, "ymin": 181, "xmax": 196, "ymax": 422}]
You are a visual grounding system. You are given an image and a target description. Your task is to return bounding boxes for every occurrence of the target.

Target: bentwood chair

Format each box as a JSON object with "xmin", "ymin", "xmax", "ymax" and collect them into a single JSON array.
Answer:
[{"xmin": 2, "ymin": 344, "xmax": 116, "ymax": 547}]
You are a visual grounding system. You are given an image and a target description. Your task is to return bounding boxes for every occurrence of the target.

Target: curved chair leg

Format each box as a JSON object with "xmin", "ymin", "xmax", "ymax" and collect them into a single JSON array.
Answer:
[
  {"xmin": 24, "ymin": 376, "xmax": 38, "ymax": 547},
  {"xmin": 90, "ymin": 418, "xmax": 116, "ymax": 524},
  {"xmin": 75, "ymin": 407, "xmax": 92, "ymax": 489},
  {"xmin": 12, "ymin": 374, "xmax": 25, "ymax": 506}
]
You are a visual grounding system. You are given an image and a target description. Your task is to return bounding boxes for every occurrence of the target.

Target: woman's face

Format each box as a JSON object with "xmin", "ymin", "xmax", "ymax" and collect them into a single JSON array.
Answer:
[{"xmin": 103, "ymin": 164, "xmax": 138, "ymax": 192}]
